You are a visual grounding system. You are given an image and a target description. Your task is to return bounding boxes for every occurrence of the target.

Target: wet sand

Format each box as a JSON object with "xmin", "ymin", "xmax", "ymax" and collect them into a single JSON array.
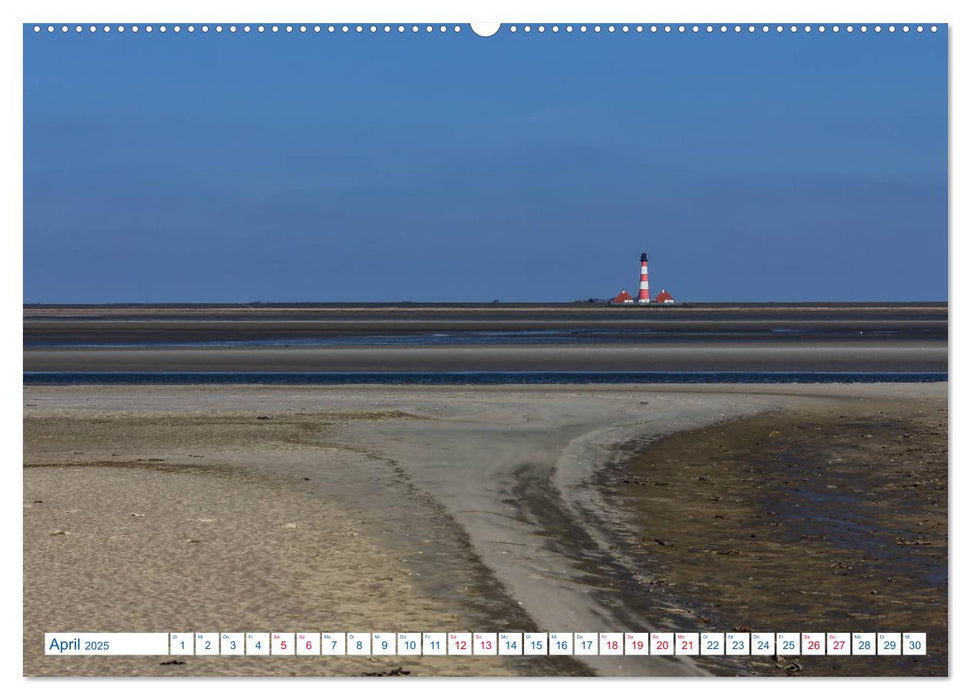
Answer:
[
  {"xmin": 23, "ymin": 342, "xmax": 946, "ymax": 373},
  {"xmin": 600, "ymin": 399, "xmax": 948, "ymax": 676},
  {"xmin": 23, "ymin": 383, "xmax": 946, "ymax": 676}
]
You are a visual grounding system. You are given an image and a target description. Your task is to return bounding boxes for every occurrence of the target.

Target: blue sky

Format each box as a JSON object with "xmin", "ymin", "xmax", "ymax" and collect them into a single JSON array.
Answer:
[{"xmin": 23, "ymin": 25, "xmax": 947, "ymax": 302}]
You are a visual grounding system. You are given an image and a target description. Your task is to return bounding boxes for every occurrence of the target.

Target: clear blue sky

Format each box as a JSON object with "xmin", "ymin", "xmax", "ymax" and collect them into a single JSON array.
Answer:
[{"xmin": 24, "ymin": 25, "xmax": 947, "ymax": 302}]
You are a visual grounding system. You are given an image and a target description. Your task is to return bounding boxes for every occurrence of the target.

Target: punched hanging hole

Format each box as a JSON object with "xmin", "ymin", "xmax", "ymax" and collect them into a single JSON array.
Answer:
[{"xmin": 469, "ymin": 22, "xmax": 502, "ymax": 36}]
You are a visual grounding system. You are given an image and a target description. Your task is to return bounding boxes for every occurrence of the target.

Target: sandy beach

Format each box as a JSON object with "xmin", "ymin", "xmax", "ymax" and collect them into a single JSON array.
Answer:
[{"xmin": 23, "ymin": 383, "xmax": 946, "ymax": 676}]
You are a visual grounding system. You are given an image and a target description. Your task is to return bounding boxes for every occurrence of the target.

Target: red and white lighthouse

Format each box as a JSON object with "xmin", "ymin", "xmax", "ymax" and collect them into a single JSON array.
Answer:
[{"xmin": 637, "ymin": 252, "xmax": 650, "ymax": 304}]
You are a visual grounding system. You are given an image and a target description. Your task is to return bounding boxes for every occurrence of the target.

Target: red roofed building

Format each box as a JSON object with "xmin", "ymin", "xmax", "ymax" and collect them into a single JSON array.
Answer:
[
  {"xmin": 653, "ymin": 289, "xmax": 675, "ymax": 303},
  {"xmin": 612, "ymin": 290, "xmax": 635, "ymax": 304}
]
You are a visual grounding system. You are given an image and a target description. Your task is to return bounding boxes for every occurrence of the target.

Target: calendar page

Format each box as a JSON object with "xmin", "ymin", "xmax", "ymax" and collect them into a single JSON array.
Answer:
[{"xmin": 20, "ymin": 0, "xmax": 948, "ymax": 684}]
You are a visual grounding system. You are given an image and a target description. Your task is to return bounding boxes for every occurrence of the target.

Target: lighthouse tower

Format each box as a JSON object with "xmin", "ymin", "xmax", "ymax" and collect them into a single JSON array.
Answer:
[{"xmin": 637, "ymin": 252, "xmax": 650, "ymax": 304}]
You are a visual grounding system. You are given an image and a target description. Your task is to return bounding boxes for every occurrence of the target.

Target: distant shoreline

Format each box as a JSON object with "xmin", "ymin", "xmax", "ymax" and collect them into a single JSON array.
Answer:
[
  {"xmin": 24, "ymin": 304, "xmax": 947, "ymax": 374},
  {"xmin": 24, "ymin": 301, "xmax": 949, "ymax": 311}
]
